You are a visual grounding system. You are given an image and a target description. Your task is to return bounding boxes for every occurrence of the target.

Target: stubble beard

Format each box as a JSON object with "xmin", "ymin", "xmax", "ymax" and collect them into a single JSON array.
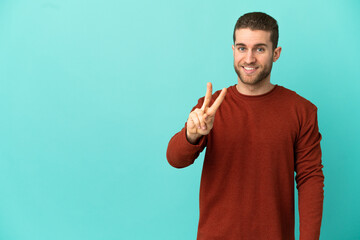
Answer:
[{"xmin": 234, "ymin": 61, "xmax": 273, "ymax": 86}]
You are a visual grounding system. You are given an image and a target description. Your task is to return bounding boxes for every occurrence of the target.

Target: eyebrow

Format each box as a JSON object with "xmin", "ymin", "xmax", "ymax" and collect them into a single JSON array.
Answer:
[{"xmin": 235, "ymin": 43, "xmax": 268, "ymax": 47}]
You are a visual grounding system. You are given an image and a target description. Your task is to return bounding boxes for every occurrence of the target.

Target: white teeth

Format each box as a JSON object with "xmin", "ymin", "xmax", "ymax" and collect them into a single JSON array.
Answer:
[{"xmin": 244, "ymin": 67, "xmax": 255, "ymax": 70}]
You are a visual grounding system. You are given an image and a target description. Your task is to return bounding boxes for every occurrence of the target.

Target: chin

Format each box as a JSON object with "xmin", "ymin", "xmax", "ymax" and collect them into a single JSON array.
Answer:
[
  {"xmin": 241, "ymin": 81, "xmax": 262, "ymax": 86},
  {"xmin": 239, "ymin": 76, "xmax": 263, "ymax": 85}
]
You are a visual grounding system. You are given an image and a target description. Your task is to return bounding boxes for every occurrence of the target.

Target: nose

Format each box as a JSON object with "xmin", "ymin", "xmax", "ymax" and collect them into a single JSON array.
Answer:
[{"xmin": 244, "ymin": 51, "xmax": 256, "ymax": 64}]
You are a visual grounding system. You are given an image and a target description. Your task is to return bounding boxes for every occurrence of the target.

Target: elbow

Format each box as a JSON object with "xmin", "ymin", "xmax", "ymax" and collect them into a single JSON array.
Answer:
[
  {"xmin": 295, "ymin": 166, "xmax": 324, "ymax": 191},
  {"xmin": 166, "ymin": 148, "xmax": 193, "ymax": 169}
]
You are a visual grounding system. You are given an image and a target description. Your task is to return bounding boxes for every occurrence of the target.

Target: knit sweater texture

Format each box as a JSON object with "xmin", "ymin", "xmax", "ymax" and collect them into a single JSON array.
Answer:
[{"xmin": 166, "ymin": 84, "xmax": 324, "ymax": 240}]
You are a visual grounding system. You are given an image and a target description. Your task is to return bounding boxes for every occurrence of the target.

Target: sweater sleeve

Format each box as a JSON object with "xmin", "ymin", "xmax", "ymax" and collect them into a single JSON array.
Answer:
[
  {"xmin": 294, "ymin": 108, "xmax": 324, "ymax": 240},
  {"xmin": 166, "ymin": 97, "xmax": 208, "ymax": 168}
]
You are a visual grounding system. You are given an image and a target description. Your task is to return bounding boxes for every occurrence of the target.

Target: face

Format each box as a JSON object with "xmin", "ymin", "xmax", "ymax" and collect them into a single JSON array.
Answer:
[{"xmin": 232, "ymin": 28, "xmax": 281, "ymax": 86}]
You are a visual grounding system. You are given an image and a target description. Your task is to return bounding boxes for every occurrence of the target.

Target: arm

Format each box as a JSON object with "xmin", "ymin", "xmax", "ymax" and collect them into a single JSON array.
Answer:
[
  {"xmin": 166, "ymin": 82, "xmax": 227, "ymax": 168},
  {"xmin": 166, "ymin": 123, "xmax": 207, "ymax": 168},
  {"xmin": 295, "ymin": 108, "xmax": 325, "ymax": 240}
]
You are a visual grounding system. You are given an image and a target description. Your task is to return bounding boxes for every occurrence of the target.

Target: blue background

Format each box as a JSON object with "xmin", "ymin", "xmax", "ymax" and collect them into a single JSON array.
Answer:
[{"xmin": 0, "ymin": 0, "xmax": 359, "ymax": 239}]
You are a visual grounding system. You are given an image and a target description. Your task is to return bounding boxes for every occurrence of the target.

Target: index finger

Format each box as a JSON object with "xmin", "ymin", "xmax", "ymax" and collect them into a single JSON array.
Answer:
[
  {"xmin": 206, "ymin": 88, "xmax": 227, "ymax": 116},
  {"xmin": 201, "ymin": 82, "xmax": 212, "ymax": 111}
]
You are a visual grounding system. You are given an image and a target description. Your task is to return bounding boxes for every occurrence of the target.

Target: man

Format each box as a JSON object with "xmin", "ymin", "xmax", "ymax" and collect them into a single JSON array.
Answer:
[{"xmin": 166, "ymin": 12, "xmax": 324, "ymax": 240}]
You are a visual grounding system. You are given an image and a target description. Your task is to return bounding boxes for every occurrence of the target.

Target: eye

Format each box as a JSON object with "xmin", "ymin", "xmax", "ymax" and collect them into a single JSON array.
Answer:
[
  {"xmin": 238, "ymin": 47, "xmax": 245, "ymax": 51},
  {"xmin": 257, "ymin": 48, "xmax": 265, "ymax": 52}
]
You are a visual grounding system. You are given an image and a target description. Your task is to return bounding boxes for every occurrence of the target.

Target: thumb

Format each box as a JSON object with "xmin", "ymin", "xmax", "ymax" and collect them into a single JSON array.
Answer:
[
  {"xmin": 203, "ymin": 113, "xmax": 208, "ymax": 121},
  {"xmin": 203, "ymin": 113, "xmax": 213, "ymax": 123}
]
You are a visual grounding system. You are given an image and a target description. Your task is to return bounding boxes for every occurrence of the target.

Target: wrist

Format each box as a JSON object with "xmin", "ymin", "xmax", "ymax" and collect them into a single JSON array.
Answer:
[{"xmin": 186, "ymin": 130, "xmax": 202, "ymax": 145}]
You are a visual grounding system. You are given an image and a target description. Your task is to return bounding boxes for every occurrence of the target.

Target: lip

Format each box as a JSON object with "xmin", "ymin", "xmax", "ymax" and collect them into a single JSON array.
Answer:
[{"xmin": 242, "ymin": 66, "xmax": 258, "ymax": 74}]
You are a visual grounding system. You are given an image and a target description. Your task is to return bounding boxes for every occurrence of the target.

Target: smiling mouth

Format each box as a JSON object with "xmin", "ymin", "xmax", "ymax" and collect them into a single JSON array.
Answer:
[{"xmin": 242, "ymin": 66, "xmax": 258, "ymax": 74}]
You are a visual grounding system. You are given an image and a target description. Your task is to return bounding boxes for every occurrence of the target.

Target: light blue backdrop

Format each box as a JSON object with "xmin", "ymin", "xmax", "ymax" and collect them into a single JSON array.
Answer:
[{"xmin": 0, "ymin": 0, "xmax": 359, "ymax": 239}]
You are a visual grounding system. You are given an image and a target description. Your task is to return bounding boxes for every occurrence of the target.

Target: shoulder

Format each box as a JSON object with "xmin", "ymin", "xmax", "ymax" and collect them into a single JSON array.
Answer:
[
  {"xmin": 276, "ymin": 86, "xmax": 319, "ymax": 130},
  {"xmin": 277, "ymin": 85, "xmax": 318, "ymax": 112}
]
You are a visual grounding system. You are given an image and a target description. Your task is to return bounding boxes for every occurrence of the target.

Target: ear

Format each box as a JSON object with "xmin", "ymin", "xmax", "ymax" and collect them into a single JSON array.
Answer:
[
  {"xmin": 232, "ymin": 45, "xmax": 235, "ymax": 57},
  {"xmin": 273, "ymin": 46, "xmax": 282, "ymax": 62}
]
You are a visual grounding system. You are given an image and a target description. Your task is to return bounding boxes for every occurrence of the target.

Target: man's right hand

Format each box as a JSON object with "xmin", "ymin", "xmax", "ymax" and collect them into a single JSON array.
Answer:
[{"xmin": 186, "ymin": 82, "xmax": 227, "ymax": 144}]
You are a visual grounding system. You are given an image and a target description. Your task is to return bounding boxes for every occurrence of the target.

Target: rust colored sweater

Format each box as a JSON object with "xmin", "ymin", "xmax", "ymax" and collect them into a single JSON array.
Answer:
[{"xmin": 166, "ymin": 84, "xmax": 324, "ymax": 240}]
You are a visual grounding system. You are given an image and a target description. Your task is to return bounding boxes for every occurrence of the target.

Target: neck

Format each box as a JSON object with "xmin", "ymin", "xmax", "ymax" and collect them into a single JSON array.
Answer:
[{"xmin": 236, "ymin": 78, "xmax": 275, "ymax": 96}]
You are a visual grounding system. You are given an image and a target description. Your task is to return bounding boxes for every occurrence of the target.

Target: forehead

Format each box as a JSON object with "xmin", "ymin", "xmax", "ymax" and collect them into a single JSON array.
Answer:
[{"xmin": 234, "ymin": 28, "xmax": 271, "ymax": 45}]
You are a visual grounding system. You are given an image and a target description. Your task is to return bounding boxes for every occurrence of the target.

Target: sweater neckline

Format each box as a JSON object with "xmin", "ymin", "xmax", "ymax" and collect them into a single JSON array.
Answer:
[{"xmin": 229, "ymin": 84, "xmax": 280, "ymax": 101}]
